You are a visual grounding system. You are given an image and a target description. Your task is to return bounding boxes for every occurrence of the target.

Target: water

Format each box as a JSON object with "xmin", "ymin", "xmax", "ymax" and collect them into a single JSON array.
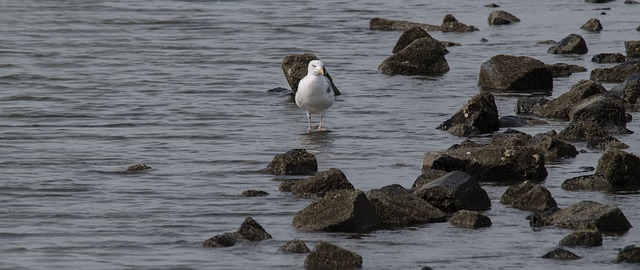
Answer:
[{"xmin": 1, "ymin": 0, "xmax": 639, "ymax": 269}]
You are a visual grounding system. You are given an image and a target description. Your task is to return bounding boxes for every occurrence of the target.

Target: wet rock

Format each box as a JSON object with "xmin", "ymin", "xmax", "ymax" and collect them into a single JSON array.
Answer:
[
  {"xmin": 626, "ymin": 0, "xmax": 640, "ymax": 4},
  {"xmin": 516, "ymin": 97, "xmax": 549, "ymax": 114},
  {"xmin": 241, "ymin": 190, "xmax": 269, "ymax": 197},
  {"xmin": 487, "ymin": 10, "xmax": 521, "ymax": 25},
  {"xmin": 291, "ymin": 168, "xmax": 354, "ymax": 197},
  {"xmin": 547, "ymin": 34, "xmax": 588, "ymax": 54},
  {"xmin": 592, "ymin": 53, "xmax": 626, "ymax": 63},
  {"xmin": 282, "ymin": 53, "xmax": 318, "ymax": 95},
  {"xmin": 585, "ymin": 0, "xmax": 613, "ymax": 3},
  {"xmin": 638, "ymin": 25, "xmax": 640, "ymax": 31},
  {"xmin": 292, "ymin": 189, "xmax": 381, "ymax": 232},
  {"xmin": 369, "ymin": 17, "xmax": 440, "ymax": 31},
  {"xmin": 557, "ymin": 120, "xmax": 629, "ymax": 149},
  {"xmin": 550, "ymin": 201, "xmax": 632, "ymax": 232},
  {"xmin": 569, "ymin": 95, "xmax": 630, "ymax": 134},
  {"xmin": 561, "ymin": 175, "xmax": 612, "ymax": 191},
  {"xmin": 266, "ymin": 149, "xmax": 318, "ymax": 175},
  {"xmin": 411, "ymin": 169, "xmax": 449, "ymax": 190},
  {"xmin": 485, "ymin": 3, "xmax": 500, "ymax": 8},
  {"xmin": 542, "ymin": 248, "xmax": 580, "ymax": 260},
  {"xmin": 441, "ymin": 41, "xmax": 462, "ymax": 47},
  {"xmin": 528, "ymin": 208, "xmax": 559, "ymax": 227},
  {"xmin": 591, "ymin": 61, "xmax": 640, "ymax": 82},
  {"xmin": 440, "ymin": 14, "xmax": 479, "ymax": 32},
  {"xmin": 626, "ymin": 41, "xmax": 640, "ymax": 59},
  {"xmin": 537, "ymin": 40, "xmax": 557, "ymax": 45},
  {"xmin": 279, "ymin": 239, "xmax": 311, "ymax": 253},
  {"xmin": 608, "ymin": 74, "xmax": 640, "ymax": 111},
  {"xmin": 478, "ymin": 55, "xmax": 553, "ymax": 91},
  {"xmin": 304, "ymin": 241, "xmax": 362, "ymax": 270},
  {"xmin": 279, "ymin": 180, "xmax": 297, "ymax": 192},
  {"xmin": 499, "ymin": 115, "xmax": 548, "ymax": 128},
  {"xmin": 617, "ymin": 245, "xmax": 640, "ymax": 263},
  {"xmin": 596, "ymin": 149, "xmax": 640, "ymax": 186},
  {"xmin": 587, "ymin": 137, "xmax": 629, "ymax": 150},
  {"xmin": 559, "ymin": 230, "xmax": 603, "ymax": 247},
  {"xmin": 437, "ymin": 92, "xmax": 500, "ymax": 135},
  {"xmin": 379, "ymin": 35, "xmax": 450, "ymax": 76},
  {"xmin": 126, "ymin": 163, "xmax": 151, "ymax": 172},
  {"xmin": 449, "ymin": 210, "xmax": 492, "ymax": 229},
  {"xmin": 491, "ymin": 130, "xmax": 578, "ymax": 162},
  {"xmin": 202, "ymin": 217, "xmax": 272, "ymax": 248},
  {"xmin": 202, "ymin": 232, "xmax": 237, "ymax": 248},
  {"xmin": 367, "ymin": 184, "xmax": 447, "ymax": 226},
  {"xmin": 500, "ymin": 181, "xmax": 557, "ymax": 211},
  {"xmin": 422, "ymin": 145, "xmax": 548, "ymax": 182},
  {"xmin": 392, "ymin": 26, "xmax": 431, "ymax": 53},
  {"xmin": 546, "ymin": 63, "xmax": 587, "ymax": 78},
  {"xmin": 535, "ymin": 80, "xmax": 606, "ymax": 119},
  {"xmin": 581, "ymin": 18, "xmax": 603, "ymax": 32},
  {"xmin": 415, "ymin": 171, "xmax": 491, "ymax": 212}
]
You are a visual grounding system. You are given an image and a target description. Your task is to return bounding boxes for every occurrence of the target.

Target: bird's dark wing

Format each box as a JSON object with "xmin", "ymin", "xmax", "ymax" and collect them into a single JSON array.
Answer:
[{"xmin": 322, "ymin": 68, "xmax": 341, "ymax": 96}]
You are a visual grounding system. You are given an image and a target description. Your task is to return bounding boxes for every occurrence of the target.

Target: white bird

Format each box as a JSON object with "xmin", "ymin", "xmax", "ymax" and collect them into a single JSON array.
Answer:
[{"xmin": 295, "ymin": 60, "xmax": 339, "ymax": 131}]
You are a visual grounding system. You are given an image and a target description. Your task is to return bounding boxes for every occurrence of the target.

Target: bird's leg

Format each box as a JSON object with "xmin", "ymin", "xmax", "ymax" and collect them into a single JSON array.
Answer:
[
  {"xmin": 307, "ymin": 113, "xmax": 312, "ymax": 131},
  {"xmin": 317, "ymin": 112, "xmax": 327, "ymax": 131}
]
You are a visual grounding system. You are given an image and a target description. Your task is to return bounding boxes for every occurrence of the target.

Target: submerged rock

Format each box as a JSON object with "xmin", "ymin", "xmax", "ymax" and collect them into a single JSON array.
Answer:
[
  {"xmin": 581, "ymin": 18, "xmax": 603, "ymax": 32},
  {"xmin": 126, "ymin": 163, "xmax": 152, "ymax": 172},
  {"xmin": 550, "ymin": 201, "xmax": 632, "ymax": 232},
  {"xmin": 478, "ymin": 55, "xmax": 552, "ymax": 91},
  {"xmin": 487, "ymin": 10, "xmax": 521, "ymax": 25},
  {"xmin": 367, "ymin": 184, "xmax": 447, "ymax": 226},
  {"xmin": 415, "ymin": 171, "xmax": 491, "ymax": 212},
  {"xmin": 449, "ymin": 210, "xmax": 492, "ymax": 229},
  {"xmin": 202, "ymin": 217, "xmax": 272, "ymax": 248},
  {"xmin": 379, "ymin": 34, "xmax": 450, "ymax": 76},
  {"xmin": 437, "ymin": 92, "xmax": 500, "ymax": 136},
  {"xmin": 500, "ymin": 181, "xmax": 557, "ymax": 212},
  {"xmin": 592, "ymin": 53, "xmax": 626, "ymax": 63},
  {"xmin": 241, "ymin": 190, "xmax": 269, "ymax": 197},
  {"xmin": 440, "ymin": 14, "xmax": 479, "ymax": 32},
  {"xmin": 279, "ymin": 239, "xmax": 311, "ymax": 253},
  {"xmin": 304, "ymin": 241, "xmax": 362, "ymax": 270},
  {"xmin": 290, "ymin": 168, "xmax": 354, "ymax": 197},
  {"xmin": 546, "ymin": 63, "xmax": 587, "ymax": 78},
  {"xmin": 617, "ymin": 245, "xmax": 640, "ymax": 263},
  {"xmin": 547, "ymin": 34, "xmax": 588, "ymax": 54},
  {"xmin": 369, "ymin": 17, "xmax": 440, "ymax": 31},
  {"xmin": 591, "ymin": 61, "xmax": 640, "ymax": 82},
  {"xmin": 559, "ymin": 230, "xmax": 603, "ymax": 247},
  {"xmin": 542, "ymin": 248, "xmax": 580, "ymax": 260},
  {"xmin": 266, "ymin": 149, "xmax": 318, "ymax": 175}
]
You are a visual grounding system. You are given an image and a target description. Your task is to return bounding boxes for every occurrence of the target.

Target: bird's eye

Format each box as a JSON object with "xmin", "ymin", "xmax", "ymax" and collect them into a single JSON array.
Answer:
[{"xmin": 311, "ymin": 64, "xmax": 316, "ymax": 67}]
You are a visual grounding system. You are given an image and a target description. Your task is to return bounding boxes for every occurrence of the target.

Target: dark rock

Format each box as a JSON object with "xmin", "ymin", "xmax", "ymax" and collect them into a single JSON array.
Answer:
[
  {"xmin": 478, "ymin": 55, "xmax": 553, "ymax": 91},
  {"xmin": 392, "ymin": 26, "xmax": 431, "ymax": 53},
  {"xmin": 592, "ymin": 53, "xmax": 626, "ymax": 63},
  {"xmin": 546, "ymin": 63, "xmax": 587, "ymax": 78},
  {"xmin": 596, "ymin": 149, "xmax": 640, "ymax": 186},
  {"xmin": 608, "ymin": 74, "xmax": 640, "ymax": 111},
  {"xmin": 379, "ymin": 36, "xmax": 450, "ymax": 76},
  {"xmin": 537, "ymin": 40, "xmax": 557, "ymax": 45},
  {"xmin": 516, "ymin": 97, "xmax": 549, "ymax": 114},
  {"xmin": 441, "ymin": 41, "xmax": 462, "ymax": 47},
  {"xmin": 528, "ymin": 208, "xmax": 559, "ymax": 227},
  {"xmin": 438, "ymin": 92, "xmax": 500, "ymax": 135},
  {"xmin": 202, "ymin": 232, "xmax": 237, "ymax": 248},
  {"xmin": 569, "ymin": 95, "xmax": 630, "ymax": 134},
  {"xmin": 559, "ymin": 230, "xmax": 603, "ymax": 247},
  {"xmin": 369, "ymin": 17, "xmax": 440, "ymax": 31},
  {"xmin": 411, "ymin": 169, "xmax": 449, "ymax": 190},
  {"xmin": 487, "ymin": 10, "xmax": 521, "ymax": 25},
  {"xmin": 535, "ymin": 80, "xmax": 607, "ymax": 120},
  {"xmin": 591, "ymin": 61, "xmax": 640, "ymax": 82},
  {"xmin": 441, "ymin": 14, "xmax": 479, "ymax": 32},
  {"xmin": 499, "ymin": 115, "xmax": 548, "ymax": 128},
  {"xmin": 367, "ymin": 184, "xmax": 447, "ymax": 226},
  {"xmin": 551, "ymin": 201, "xmax": 632, "ymax": 232},
  {"xmin": 282, "ymin": 53, "xmax": 318, "ymax": 95},
  {"xmin": 241, "ymin": 190, "xmax": 269, "ymax": 197},
  {"xmin": 561, "ymin": 175, "xmax": 612, "ymax": 191},
  {"xmin": 500, "ymin": 181, "xmax": 557, "ymax": 211},
  {"xmin": 279, "ymin": 180, "xmax": 297, "ymax": 192},
  {"xmin": 626, "ymin": 41, "xmax": 640, "ymax": 59},
  {"xmin": 304, "ymin": 241, "xmax": 362, "ymax": 270},
  {"xmin": 557, "ymin": 120, "xmax": 629, "ymax": 149},
  {"xmin": 491, "ymin": 130, "xmax": 578, "ymax": 162},
  {"xmin": 279, "ymin": 239, "xmax": 311, "ymax": 253},
  {"xmin": 542, "ymin": 248, "xmax": 580, "ymax": 260},
  {"xmin": 587, "ymin": 137, "xmax": 629, "ymax": 150},
  {"xmin": 291, "ymin": 168, "xmax": 354, "ymax": 197},
  {"xmin": 235, "ymin": 217, "xmax": 273, "ymax": 241},
  {"xmin": 585, "ymin": 0, "xmax": 613, "ymax": 3},
  {"xmin": 485, "ymin": 3, "xmax": 500, "ymax": 8},
  {"xmin": 266, "ymin": 149, "xmax": 317, "ymax": 175},
  {"xmin": 449, "ymin": 210, "xmax": 492, "ymax": 229},
  {"xmin": 415, "ymin": 171, "xmax": 491, "ymax": 212},
  {"xmin": 126, "ymin": 163, "xmax": 151, "ymax": 172},
  {"xmin": 626, "ymin": 0, "xmax": 640, "ymax": 4},
  {"xmin": 581, "ymin": 18, "xmax": 603, "ymax": 32},
  {"xmin": 638, "ymin": 25, "xmax": 640, "ymax": 31},
  {"xmin": 292, "ymin": 189, "xmax": 381, "ymax": 232},
  {"xmin": 445, "ymin": 124, "xmax": 482, "ymax": 137},
  {"xmin": 547, "ymin": 34, "xmax": 588, "ymax": 54},
  {"xmin": 423, "ymin": 145, "xmax": 547, "ymax": 182},
  {"xmin": 617, "ymin": 245, "xmax": 640, "ymax": 263}
]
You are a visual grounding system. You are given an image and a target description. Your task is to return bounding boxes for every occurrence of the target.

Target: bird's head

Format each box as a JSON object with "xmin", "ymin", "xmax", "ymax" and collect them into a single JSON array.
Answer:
[{"xmin": 307, "ymin": 60, "xmax": 325, "ymax": 76}]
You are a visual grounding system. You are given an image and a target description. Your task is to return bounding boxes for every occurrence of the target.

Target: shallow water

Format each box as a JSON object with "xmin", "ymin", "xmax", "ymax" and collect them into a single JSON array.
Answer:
[{"xmin": 1, "ymin": 0, "xmax": 640, "ymax": 269}]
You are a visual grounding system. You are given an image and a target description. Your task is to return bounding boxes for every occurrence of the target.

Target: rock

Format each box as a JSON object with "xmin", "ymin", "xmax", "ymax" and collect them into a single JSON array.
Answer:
[
  {"xmin": 587, "ymin": 137, "xmax": 629, "ymax": 150},
  {"xmin": 559, "ymin": 230, "xmax": 603, "ymax": 247},
  {"xmin": 241, "ymin": 190, "xmax": 269, "ymax": 197},
  {"xmin": 561, "ymin": 175, "xmax": 612, "ymax": 191},
  {"xmin": 279, "ymin": 239, "xmax": 311, "ymax": 253},
  {"xmin": 499, "ymin": 115, "xmax": 548, "ymax": 128},
  {"xmin": 440, "ymin": 14, "xmax": 479, "ymax": 32},
  {"xmin": 279, "ymin": 180, "xmax": 297, "ymax": 192},
  {"xmin": 478, "ymin": 55, "xmax": 553, "ymax": 91},
  {"xmin": 546, "ymin": 63, "xmax": 587, "ymax": 78},
  {"xmin": 551, "ymin": 201, "xmax": 632, "ymax": 232},
  {"xmin": 592, "ymin": 53, "xmax": 626, "ymax": 63},
  {"xmin": 491, "ymin": 130, "xmax": 578, "ymax": 162},
  {"xmin": 569, "ymin": 95, "xmax": 630, "ymax": 134},
  {"xmin": 437, "ymin": 92, "xmax": 500, "ymax": 135},
  {"xmin": 485, "ymin": 3, "xmax": 500, "ymax": 8},
  {"xmin": 292, "ymin": 189, "xmax": 381, "ymax": 232},
  {"xmin": 282, "ymin": 53, "xmax": 318, "ymax": 95},
  {"xmin": 591, "ymin": 61, "xmax": 640, "ymax": 82},
  {"xmin": 369, "ymin": 17, "xmax": 440, "ymax": 31},
  {"xmin": 535, "ymin": 80, "xmax": 606, "ymax": 120},
  {"xmin": 638, "ymin": 25, "xmax": 640, "ymax": 31},
  {"xmin": 547, "ymin": 34, "xmax": 588, "ymax": 54},
  {"xmin": 449, "ymin": 210, "xmax": 492, "ymax": 229},
  {"xmin": 423, "ymin": 145, "xmax": 548, "ymax": 182},
  {"xmin": 541, "ymin": 248, "xmax": 580, "ymax": 260},
  {"xmin": 126, "ymin": 163, "xmax": 151, "ymax": 172},
  {"xmin": 202, "ymin": 232, "xmax": 237, "ymax": 248},
  {"xmin": 411, "ymin": 169, "xmax": 449, "ymax": 190},
  {"xmin": 580, "ymin": 18, "xmax": 603, "ymax": 32},
  {"xmin": 617, "ymin": 245, "xmax": 640, "ymax": 263},
  {"xmin": 415, "ymin": 171, "xmax": 491, "ymax": 212},
  {"xmin": 487, "ymin": 10, "xmax": 521, "ymax": 25},
  {"xmin": 304, "ymin": 241, "xmax": 362, "ymax": 270},
  {"xmin": 500, "ymin": 181, "xmax": 557, "ymax": 211},
  {"xmin": 266, "ymin": 149, "xmax": 318, "ymax": 175},
  {"xmin": 627, "ymin": 0, "xmax": 640, "ymax": 4},
  {"xmin": 608, "ymin": 74, "xmax": 640, "ymax": 111},
  {"xmin": 290, "ymin": 168, "xmax": 354, "ymax": 197},
  {"xmin": 516, "ymin": 97, "xmax": 549, "ymax": 114},
  {"xmin": 537, "ymin": 40, "xmax": 557, "ymax": 45},
  {"xmin": 379, "ymin": 36, "xmax": 450, "ymax": 76},
  {"xmin": 366, "ymin": 184, "xmax": 447, "ymax": 226},
  {"xmin": 528, "ymin": 208, "xmax": 559, "ymax": 227},
  {"xmin": 441, "ymin": 41, "xmax": 462, "ymax": 47},
  {"xmin": 557, "ymin": 121, "xmax": 628, "ymax": 150},
  {"xmin": 585, "ymin": 0, "xmax": 612, "ymax": 3},
  {"xmin": 392, "ymin": 26, "xmax": 431, "ymax": 53},
  {"xmin": 202, "ymin": 217, "xmax": 272, "ymax": 248},
  {"xmin": 596, "ymin": 149, "xmax": 640, "ymax": 186},
  {"xmin": 626, "ymin": 41, "xmax": 640, "ymax": 59}
]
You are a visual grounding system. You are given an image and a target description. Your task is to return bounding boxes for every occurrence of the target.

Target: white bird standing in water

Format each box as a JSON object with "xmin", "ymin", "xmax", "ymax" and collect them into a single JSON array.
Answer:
[{"xmin": 295, "ymin": 60, "xmax": 340, "ymax": 132}]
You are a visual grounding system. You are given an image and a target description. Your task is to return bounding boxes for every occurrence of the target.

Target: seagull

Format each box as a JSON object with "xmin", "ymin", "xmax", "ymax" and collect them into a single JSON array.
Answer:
[{"xmin": 295, "ymin": 60, "xmax": 339, "ymax": 131}]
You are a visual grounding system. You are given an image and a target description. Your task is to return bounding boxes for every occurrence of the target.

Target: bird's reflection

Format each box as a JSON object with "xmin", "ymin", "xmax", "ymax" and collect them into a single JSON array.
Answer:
[{"xmin": 298, "ymin": 130, "xmax": 335, "ymax": 150}]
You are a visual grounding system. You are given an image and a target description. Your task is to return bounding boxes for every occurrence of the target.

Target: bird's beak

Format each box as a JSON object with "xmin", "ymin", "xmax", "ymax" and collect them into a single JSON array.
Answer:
[{"xmin": 320, "ymin": 68, "xmax": 326, "ymax": 75}]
